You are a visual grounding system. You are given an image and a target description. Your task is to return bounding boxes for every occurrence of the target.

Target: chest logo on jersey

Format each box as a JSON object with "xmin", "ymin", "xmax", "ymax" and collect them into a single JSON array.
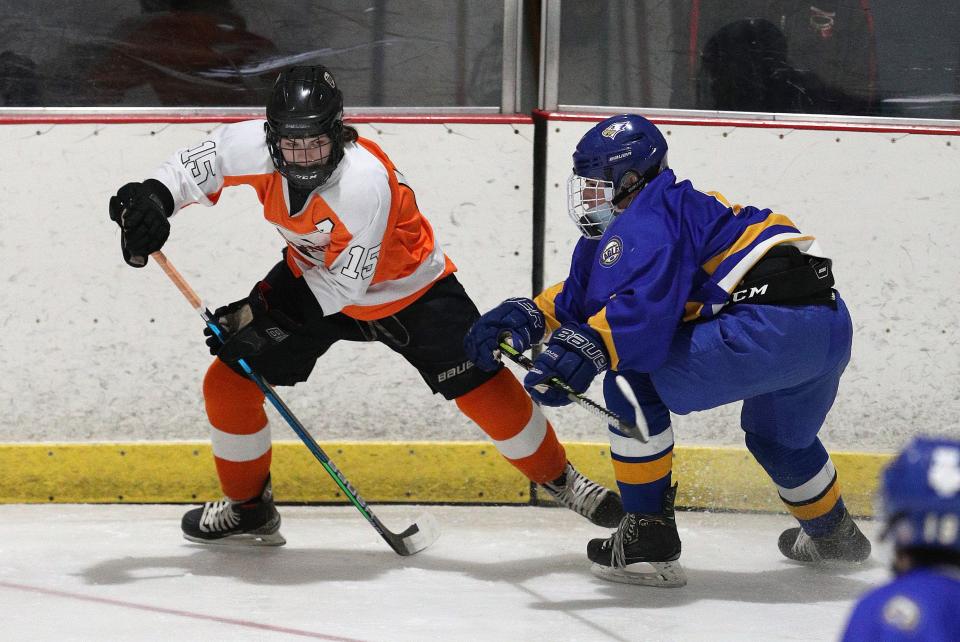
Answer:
[
  {"xmin": 276, "ymin": 218, "xmax": 334, "ymax": 264},
  {"xmin": 599, "ymin": 236, "xmax": 623, "ymax": 267}
]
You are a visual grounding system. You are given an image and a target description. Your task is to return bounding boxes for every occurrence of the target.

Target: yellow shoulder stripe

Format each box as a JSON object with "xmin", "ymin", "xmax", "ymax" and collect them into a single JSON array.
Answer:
[
  {"xmin": 587, "ymin": 306, "xmax": 620, "ymax": 371},
  {"xmin": 702, "ymin": 212, "xmax": 799, "ymax": 275},
  {"xmin": 534, "ymin": 282, "xmax": 565, "ymax": 335}
]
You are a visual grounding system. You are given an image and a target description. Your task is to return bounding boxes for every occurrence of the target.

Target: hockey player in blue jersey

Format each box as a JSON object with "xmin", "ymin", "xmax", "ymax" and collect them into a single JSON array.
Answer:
[
  {"xmin": 841, "ymin": 436, "xmax": 960, "ymax": 641},
  {"xmin": 465, "ymin": 113, "xmax": 871, "ymax": 587}
]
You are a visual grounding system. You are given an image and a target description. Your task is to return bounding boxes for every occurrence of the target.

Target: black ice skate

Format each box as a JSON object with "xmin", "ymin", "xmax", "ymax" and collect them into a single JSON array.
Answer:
[
  {"xmin": 587, "ymin": 483, "xmax": 686, "ymax": 587},
  {"xmin": 541, "ymin": 462, "xmax": 624, "ymax": 527},
  {"xmin": 778, "ymin": 508, "xmax": 870, "ymax": 564},
  {"xmin": 181, "ymin": 475, "xmax": 285, "ymax": 546}
]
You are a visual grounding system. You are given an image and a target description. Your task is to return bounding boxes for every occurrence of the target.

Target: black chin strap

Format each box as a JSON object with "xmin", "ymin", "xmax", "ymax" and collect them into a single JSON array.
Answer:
[
  {"xmin": 611, "ymin": 179, "xmax": 643, "ymax": 209},
  {"xmin": 611, "ymin": 164, "xmax": 666, "ymax": 209}
]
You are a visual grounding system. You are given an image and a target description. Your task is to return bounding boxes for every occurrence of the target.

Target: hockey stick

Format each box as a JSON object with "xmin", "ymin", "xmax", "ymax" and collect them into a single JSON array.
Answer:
[
  {"xmin": 150, "ymin": 250, "xmax": 439, "ymax": 556},
  {"xmin": 497, "ymin": 341, "xmax": 649, "ymax": 443}
]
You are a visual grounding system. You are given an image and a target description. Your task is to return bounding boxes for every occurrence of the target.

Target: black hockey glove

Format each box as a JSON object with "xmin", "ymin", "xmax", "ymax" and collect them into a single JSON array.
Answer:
[
  {"xmin": 205, "ymin": 282, "xmax": 301, "ymax": 365},
  {"xmin": 108, "ymin": 179, "xmax": 174, "ymax": 268}
]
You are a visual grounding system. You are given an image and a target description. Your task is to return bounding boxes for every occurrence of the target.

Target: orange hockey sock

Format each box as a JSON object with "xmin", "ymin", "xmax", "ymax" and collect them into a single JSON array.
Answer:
[
  {"xmin": 455, "ymin": 368, "xmax": 566, "ymax": 484},
  {"xmin": 203, "ymin": 359, "xmax": 272, "ymax": 501}
]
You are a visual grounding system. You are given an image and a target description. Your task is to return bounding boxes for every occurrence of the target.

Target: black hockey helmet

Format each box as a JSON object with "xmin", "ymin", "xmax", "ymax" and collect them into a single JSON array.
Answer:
[{"xmin": 265, "ymin": 65, "xmax": 345, "ymax": 189}]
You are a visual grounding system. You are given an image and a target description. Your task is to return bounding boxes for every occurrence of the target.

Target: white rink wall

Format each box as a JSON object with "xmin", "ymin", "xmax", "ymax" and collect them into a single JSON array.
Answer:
[
  {"xmin": 1, "ymin": 118, "xmax": 957, "ymax": 450},
  {"xmin": 0, "ymin": 121, "xmax": 533, "ymax": 443}
]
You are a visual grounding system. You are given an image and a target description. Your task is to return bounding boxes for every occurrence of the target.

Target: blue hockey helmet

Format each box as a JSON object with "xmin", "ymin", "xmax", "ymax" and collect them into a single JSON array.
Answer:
[
  {"xmin": 881, "ymin": 436, "xmax": 960, "ymax": 553},
  {"xmin": 567, "ymin": 114, "xmax": 668, "ymax": 238}
]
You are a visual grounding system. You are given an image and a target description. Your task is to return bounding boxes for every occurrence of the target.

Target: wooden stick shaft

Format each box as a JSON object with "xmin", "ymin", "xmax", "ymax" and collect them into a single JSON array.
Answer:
[{"xmin": 151, "ymin": 251, "xmax": 203, "ymax": 311}]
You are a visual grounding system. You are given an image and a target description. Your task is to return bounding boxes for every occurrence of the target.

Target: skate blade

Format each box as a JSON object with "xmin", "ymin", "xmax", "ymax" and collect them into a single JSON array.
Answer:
[
  {"xmin": 591, "ymin": 560, "xmax": 687, "ymax": 587},
  {"xmin": 183, "ymin": 530, "xmax": 287, "ymax": 547}
]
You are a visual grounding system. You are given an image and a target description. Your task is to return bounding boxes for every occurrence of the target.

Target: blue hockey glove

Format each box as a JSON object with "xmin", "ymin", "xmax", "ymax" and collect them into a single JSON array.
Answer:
[
  {"xmin": 464, "ymin": 297, "xmax": 546, "ymax": 371},
  {"xmin": 523, "ymin": 323, "xmax": 609, "ymax": 406}
]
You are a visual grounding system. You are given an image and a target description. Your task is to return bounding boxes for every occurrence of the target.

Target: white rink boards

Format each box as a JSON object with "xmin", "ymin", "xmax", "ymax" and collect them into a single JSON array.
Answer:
[
  {"xmin": 542, "ymin": 117, "xmax": 960, "ymax": 449},
  {"xmin": 1, "ymin": 118, "xmax": 957, "ymax": 449}
]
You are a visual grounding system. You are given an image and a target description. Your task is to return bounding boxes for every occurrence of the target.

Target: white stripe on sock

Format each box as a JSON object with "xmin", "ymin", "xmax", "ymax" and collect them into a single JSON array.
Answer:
[
  {"xmin": 211, "ymin": 423, "xmax": 272, "ymax": 462},
  {"xmin": 608, "ymin": 423, "xmax": 674, "ymax": 459},
  {"xmin": 777, "ymin": 459, "xmax": 837, "ymax": 503},
  {"xmin": 491, "ymin": 404, "xmax": 548, "ymax": 461}
]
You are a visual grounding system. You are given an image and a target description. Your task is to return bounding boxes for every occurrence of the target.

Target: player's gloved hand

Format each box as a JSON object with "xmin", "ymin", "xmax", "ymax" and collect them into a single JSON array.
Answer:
[
  {"xmin": 205, "ymin": 282, "xmax": 300, "ymax": 365},
  {"xmin": 464, "ymin": 297, "xmax": 546, "ymax": 371},
  {"xmin": 108, "ymin": 179, "xmax": 174, "ymax": 268},
  {"xmin": 523, "ymin": 323, "xmax": 609, "ymax": 406}
]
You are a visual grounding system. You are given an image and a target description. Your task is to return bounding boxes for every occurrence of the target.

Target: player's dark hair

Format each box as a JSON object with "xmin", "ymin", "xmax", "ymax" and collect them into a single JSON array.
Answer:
[{"xmin": 342, "ymin": 124, "xmax": 359, "ymax": 144}]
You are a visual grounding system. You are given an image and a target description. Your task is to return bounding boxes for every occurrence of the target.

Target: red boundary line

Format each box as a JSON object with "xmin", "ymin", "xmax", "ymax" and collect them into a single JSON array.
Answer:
[
  {"xmin": 0, "ymin": 113, "xmax": 533, "ymax": 126},
  {"xmin": 0, "ymin": 580, "xmax": 366, "ymax": 641},
  {"xmin": 533, "ymin": 109, "xmax": 960, "ymax": 136},
  {"xmin": 0, "ymin": 110, "xmax": 960, "ymax": 136},
  {"xmin": 4, "ymin": 110, "xmax": 957, "ymax": 136}
]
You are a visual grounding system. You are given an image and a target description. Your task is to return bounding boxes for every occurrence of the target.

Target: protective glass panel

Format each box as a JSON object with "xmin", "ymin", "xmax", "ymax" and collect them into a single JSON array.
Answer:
[
  {"xmin": 558, "ymin": 0, "xmax": 960, "ymax": 120},
  {"xmin": 0, "ymin": 0, "xmax": 503, "ymax": 108}
]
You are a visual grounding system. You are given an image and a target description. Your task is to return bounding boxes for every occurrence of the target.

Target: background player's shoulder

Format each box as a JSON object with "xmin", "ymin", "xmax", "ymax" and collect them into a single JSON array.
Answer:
[{"xmin": 846, "ymin": 569, "xmax": 960, "ymax": 640}]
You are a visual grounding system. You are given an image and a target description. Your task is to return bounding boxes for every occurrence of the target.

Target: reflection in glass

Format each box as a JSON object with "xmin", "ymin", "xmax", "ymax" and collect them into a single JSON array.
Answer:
[
  {"xmin": 0, "ymin": 50, "xmax": 40, "ymax": 106},
  {"xmin": 81, "ymin": 0, "xmax": 278, "ymax": 107},
  {"xmin": 0, "ymin": 0, "xmax": 504, "ymax": 108},
  {"xmin": 698, "ymin": 17, "xmax": 872, "ymax": 115},
  {"xmin": 556, "ymin": 1, "xmax": 960, "ymax": 120}
]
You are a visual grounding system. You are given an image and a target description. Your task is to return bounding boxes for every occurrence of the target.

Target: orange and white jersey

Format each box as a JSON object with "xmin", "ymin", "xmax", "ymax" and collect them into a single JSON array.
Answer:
[{"xmin": 151, "ymin": 119, "xmax": 455, "ymax": 320}]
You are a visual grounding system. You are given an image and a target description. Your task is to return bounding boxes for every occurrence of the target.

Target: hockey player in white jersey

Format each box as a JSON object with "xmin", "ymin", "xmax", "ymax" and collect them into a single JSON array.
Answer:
[{"xmin": 108, "ymin": 66, "xmax": 623, "ymax": 545}]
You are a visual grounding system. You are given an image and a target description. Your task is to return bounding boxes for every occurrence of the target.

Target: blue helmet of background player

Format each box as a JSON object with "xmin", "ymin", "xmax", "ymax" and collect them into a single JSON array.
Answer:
[
  {"xmin": 881, "ymin": 436, "xmax": 960, "ymax": 555},
  {"xmin": 567, "ymin": 114, "xmax": 669, "ymax": 239}
]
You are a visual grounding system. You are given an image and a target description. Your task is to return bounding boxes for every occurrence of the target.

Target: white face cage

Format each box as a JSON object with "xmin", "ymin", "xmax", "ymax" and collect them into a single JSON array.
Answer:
[{"xmin": 566, "ymin": 173, "xmax": 616, "ymax": 239}]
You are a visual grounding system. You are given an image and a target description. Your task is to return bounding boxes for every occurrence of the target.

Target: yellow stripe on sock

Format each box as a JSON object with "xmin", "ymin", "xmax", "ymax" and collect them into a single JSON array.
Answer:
[
  {"xmin": 612, "ymin": 451, "xmax": 673, "ymax": 485},
  {"xmin": 785, "ymin": 480, "xmax": 843, "ymax": 521}
]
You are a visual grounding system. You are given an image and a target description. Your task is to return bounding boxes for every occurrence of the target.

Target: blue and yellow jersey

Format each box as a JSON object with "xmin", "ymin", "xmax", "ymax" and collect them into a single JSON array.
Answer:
[{"xmin": 535, "ymin": 169, "xmax": 822, "ymax": 372}]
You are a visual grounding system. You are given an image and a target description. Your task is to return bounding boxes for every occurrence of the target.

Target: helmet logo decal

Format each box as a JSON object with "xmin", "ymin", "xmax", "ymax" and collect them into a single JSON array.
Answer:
[
  {"xmin": 599, "ymin": 236, "xmax": 623, "ymax": 267},
  {"xmin": 601, "ymin": 122, "xmax": 630, "ymax": 139},
  {"xmin": 929, "ymin": 447, "xmax": 960, "ymax": 497},
  {"xmin": 323, "ymin": 71, "xmax": 336, "ymax": 88}
]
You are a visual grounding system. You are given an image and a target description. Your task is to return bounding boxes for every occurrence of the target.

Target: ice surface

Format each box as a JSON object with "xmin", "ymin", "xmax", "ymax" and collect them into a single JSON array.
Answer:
[{"xmin": 0, "ymin": 505, "xmax": 886, "ymax": 641}]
